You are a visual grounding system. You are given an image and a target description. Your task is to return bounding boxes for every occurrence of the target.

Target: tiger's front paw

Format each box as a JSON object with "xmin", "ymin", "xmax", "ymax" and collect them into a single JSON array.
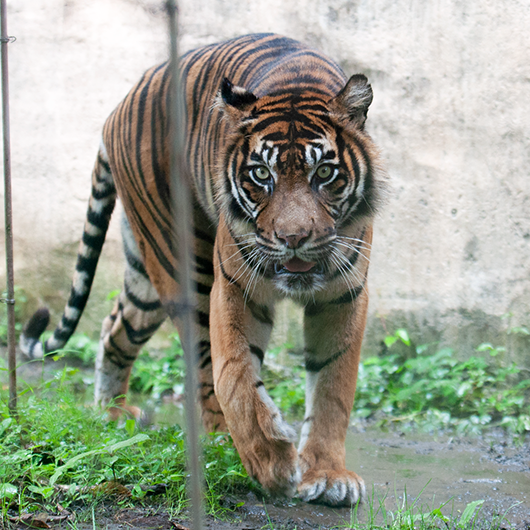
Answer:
[
  {"xmin": 243, "ymin": 440, "xmax": 301, "ymax": 497},
  {"xmin": 298, "ymin": 469, "xmax": 365, "ymax": 506}
]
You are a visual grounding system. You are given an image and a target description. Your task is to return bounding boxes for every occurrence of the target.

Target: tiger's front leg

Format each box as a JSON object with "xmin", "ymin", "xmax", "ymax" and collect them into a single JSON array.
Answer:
[
  {"xmin": 297, "ymin": 288, "xmax": 369, "ymax": 506},
  {"xmin": 209, "ymin": 226, "xmax": 300, "ymax": 496}
]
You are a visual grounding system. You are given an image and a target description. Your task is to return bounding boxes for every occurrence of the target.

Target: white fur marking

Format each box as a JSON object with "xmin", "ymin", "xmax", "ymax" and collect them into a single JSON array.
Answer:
[
  {"xmin": 298, "ymin": 371, "xmax": 319, "ymax": 451},
  {"xmin": 256, "ymin": 385, "xmax": 297, "ymax": 443}
]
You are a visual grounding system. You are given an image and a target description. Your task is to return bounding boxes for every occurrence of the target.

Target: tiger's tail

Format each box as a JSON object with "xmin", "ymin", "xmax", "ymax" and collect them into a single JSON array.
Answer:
[{"xmin": 20, "ymin": 143, "xmax": 117, "ymax": 359}]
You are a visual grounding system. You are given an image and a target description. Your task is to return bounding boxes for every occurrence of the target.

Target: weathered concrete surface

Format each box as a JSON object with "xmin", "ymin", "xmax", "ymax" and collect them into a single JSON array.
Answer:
[{"xmin": 1, "ymin": 0, "xmax": 529, "ymax": 360}]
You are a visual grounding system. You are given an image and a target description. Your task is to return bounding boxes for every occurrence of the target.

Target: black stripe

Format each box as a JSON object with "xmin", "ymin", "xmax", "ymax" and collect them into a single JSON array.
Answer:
[
  {"xmin": 202, "ymin": 388, "xmax": 216, "ymax": 398},
  {"xmin": 87, "ymin": 202, "xmax": 115, "ymax": 231},
  {"xmin": 217, "ymin": 248, "xmax": 242, "ymax": 290},
  {"xmin": 76, "ymin": 255, "xmax": 99, "ymax": 277},
  {"xmin": 249, "ymin": 344, "xmax": 265, "ymax": 364},
  {"xmin": 197, "ymin": 311, "xmax": 209, "ymax": 328},
  {"xmin": 82, "ymin": 231, "xmax": 105, "ymax": 252},
  {"xmin": 64, "ymin": 287, "xmax": 86, "ymax": 309},
  {"xmin": 108, "ymin": 335, "xmax": 138, "ymax": 362},
  {"xmin": 124, "ymin": 240, "xmax": 149, "ymax": 278},
  {"xmin": 92, "ymin": 184, "xmax": 116, "ymax": 200},
  {"xmin": 331, "ymin": 286, "xmax": 364, "ymax": 305},
  {"xmin": 198, "ymin": 340, "xmax": 211, "ymax": 359},
  {"xmin": 246, "ymin": 300, "xmax": 273, "ymax": 325},
  {"xmin": 305, "ymin": 349, "xmax": 346, "ymax": 372},
  {"xmin": 121, "ymin": 316, "xmax": 163, "ymax": 345},
  {"xmin": 196, "ymin": 281, "xmax": 212, "ymax": 296},
  {"xmin": 105, "ymin": 351, "xmax": 128, "ymax": 370},
  {"xmin": 305, "ymin": 285, "xmax": 364, "ymax": 317},
  {"xmin": 200, "ymin": 355, "xmax": 212, "ymax": 369},
  {"xmin": 194, "ymin": 228, "xmax": 215, "ymax": 246},
  {"xmin": 124, "ymin": 283, "xmax": 162, "ymax": 311},
  {"xmin": 97, "ymin": 152, "xmax": 112, "ymax": 174},
  {"xmin": 195, "ymin": 255, "xmax": 214, "ymax": 276}
]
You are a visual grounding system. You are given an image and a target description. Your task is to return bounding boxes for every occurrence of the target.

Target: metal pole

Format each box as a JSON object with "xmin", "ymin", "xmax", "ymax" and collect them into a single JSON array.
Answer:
[
  {"xmin": 166, "ymin": 1, "xmax": 204, "ymax": 528},
  {"xmin": 1, "ymin": 0, "xmax": 17, "ymax": 416}
]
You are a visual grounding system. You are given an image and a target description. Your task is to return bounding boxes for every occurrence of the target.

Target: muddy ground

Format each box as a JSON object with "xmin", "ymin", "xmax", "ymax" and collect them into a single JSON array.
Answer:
[{"xmin": 4, "ymin": 356, "xmax": 530, "ymax": 529}]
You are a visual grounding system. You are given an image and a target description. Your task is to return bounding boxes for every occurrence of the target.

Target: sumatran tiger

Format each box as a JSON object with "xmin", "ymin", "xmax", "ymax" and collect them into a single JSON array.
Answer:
[{"xmin": 21, "ymin": 33, "xmax": 386, "ymax": 506}]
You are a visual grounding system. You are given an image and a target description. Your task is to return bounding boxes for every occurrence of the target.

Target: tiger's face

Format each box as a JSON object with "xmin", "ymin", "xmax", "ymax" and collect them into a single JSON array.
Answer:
[{"xmin": 217, "ymin": 76, "xmax": 382, "ymax": 297}]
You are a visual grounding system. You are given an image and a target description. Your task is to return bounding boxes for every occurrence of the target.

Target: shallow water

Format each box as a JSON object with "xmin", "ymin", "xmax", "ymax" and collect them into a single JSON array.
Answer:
[{"xmin": 345, "ymin": 428, "xmax": 530, "ymax": 526}]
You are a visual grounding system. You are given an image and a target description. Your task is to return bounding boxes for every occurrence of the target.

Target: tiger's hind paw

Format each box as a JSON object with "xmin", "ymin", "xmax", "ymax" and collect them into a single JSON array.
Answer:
[{"xmin": 297, "ymin": 469, "xmax": 365, "ymax": 506}]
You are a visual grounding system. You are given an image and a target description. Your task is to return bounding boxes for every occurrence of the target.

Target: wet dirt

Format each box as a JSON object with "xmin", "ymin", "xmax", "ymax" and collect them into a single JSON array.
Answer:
[
  {"xmin": 344, "ymin": 427, "xmax": 530, "ymax": 528},
  {"xmin": 4, "ymin": 356, "xmax": 530, "ymax": 529}
]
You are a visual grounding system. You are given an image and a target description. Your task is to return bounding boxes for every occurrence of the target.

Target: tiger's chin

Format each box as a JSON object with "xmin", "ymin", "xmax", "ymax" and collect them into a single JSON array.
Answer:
[{"xmin": 273, "ymin": 265, "xmax": 326, "ymax": 297}]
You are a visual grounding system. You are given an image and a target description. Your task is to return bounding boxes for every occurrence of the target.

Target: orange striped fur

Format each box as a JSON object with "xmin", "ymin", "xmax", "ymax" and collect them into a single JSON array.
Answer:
[{"xmin": 21, "ymin": 34, "xmax": 386, "ymax": 505}]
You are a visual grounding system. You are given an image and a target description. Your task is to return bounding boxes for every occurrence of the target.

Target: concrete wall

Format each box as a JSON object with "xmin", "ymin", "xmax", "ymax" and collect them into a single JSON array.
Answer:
[{"xmin": 1, "ymin": 0, "xmax": 529, "ymax": 360}]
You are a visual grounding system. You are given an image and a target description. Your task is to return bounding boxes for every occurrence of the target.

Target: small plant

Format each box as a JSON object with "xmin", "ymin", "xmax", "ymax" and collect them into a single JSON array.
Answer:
[
  {"xmin": 355, "ymin": 329, "xmax": 530, "ymax": 434},
  {"xmin": 55, "ymin": 333, "xmax": 99, "ymax": 366},
  {"xmin": 129, "ymin": 334, "xmax": 186, "ymax": 398},
  {"xmin": 344, "ymin": 484, "xmax": 512, "ymax": 530}
]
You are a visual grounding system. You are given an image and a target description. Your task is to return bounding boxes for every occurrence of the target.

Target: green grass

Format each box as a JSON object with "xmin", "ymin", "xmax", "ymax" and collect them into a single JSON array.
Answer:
[
  {"xmin": 1, "ymin": 327, "xmax": 528, "ymax": 528},
  {"xmin": 0, "ymin": 366, "xmax": 256, "ymax": 523}
]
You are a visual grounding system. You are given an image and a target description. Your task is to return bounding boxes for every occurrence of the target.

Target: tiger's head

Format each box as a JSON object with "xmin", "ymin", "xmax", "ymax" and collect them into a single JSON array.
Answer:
[{"xmin": 215, "ymin": 75, "xmax": 385, "ymax": 297}]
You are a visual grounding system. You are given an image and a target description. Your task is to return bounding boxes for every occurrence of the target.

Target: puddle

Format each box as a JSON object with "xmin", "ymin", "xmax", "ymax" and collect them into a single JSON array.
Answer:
[
  {"xmin": 345, "ymin": 428, "xmax": 530, "ymax": 527},
  {"xmin": 139, "ymin": 395, "xmax": 530, "ymax": 527}
]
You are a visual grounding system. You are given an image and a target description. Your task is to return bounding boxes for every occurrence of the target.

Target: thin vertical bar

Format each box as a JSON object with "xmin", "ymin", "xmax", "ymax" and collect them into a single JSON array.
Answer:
[
  {"xmin": 166, "ymin": 1, "xmax": 204, "ymax": 528},
  {"xmin": 1, "ymin": 0, "xmax": 17, "ymax": 415}
]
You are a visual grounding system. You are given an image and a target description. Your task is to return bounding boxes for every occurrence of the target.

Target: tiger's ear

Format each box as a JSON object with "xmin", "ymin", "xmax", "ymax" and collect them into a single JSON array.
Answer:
[
  {"xmin": 330, "ymin": 74, "xmax": 373, "ymax": 129},
  {"xmin": 217, "ymin": 78, "xmax": 258, "ymax": 121}
]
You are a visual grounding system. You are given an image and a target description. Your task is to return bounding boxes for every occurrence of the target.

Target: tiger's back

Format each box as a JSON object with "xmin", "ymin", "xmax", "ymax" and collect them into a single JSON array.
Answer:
[
  {"xmin": 21, "ymin": 34, "xmax": 386, "ymax": 506},
  {"xmin": 103, "ymin": 34, "xmax": 349, "ymax": 270}
]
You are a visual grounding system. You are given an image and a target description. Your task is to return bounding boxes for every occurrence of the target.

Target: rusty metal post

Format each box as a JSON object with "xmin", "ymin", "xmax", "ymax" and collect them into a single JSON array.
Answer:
[
  {"xmin": 166, "ymin": 1, "xmax": 204, "ymax": 528},
  {"xmin": 1, "ymin": 0, "xmax": 17, "ymax": 416}
]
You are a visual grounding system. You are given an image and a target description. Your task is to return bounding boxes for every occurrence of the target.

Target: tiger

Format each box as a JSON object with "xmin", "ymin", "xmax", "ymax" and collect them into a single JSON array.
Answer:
[{"xmin": 20, "ymin": 33, "xmax": 386, "ymax": 506}]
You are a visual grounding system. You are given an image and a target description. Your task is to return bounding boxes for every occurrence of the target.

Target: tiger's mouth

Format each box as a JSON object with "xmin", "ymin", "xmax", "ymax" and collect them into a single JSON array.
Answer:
[{"xmin": 274, "ymin": 257, "xmax": 324, "ymax": 274}]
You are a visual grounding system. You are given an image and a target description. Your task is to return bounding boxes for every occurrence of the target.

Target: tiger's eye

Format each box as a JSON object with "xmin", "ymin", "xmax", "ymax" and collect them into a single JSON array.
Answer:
[
  {"xmin": 316, "ymin": 165, "xmax": 333, "ymax": 180},
  {"xmin": 254, "ymin": 167, "xmax": 270, "ymax": 180}
]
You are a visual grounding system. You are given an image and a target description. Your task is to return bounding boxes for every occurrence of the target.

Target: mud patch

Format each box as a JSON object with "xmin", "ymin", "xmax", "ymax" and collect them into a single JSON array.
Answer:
[{"xmin": 345, "ymin": 428, "xmax": 530, "ymax": 528}]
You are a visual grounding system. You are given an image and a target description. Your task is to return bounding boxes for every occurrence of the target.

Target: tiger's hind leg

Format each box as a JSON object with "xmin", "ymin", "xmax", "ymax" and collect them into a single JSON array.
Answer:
[{"xmin": 95, "ymin": 215, "xmax": 167, "ymax": 420}]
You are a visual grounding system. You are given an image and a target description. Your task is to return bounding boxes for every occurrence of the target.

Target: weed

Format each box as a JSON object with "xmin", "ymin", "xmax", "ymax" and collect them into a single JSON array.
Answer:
[
  {"xmin": 355, "ymin": 329, "xmax": 530, "ymax": 434},
  {"xmin": 129, "ymin": 334, "xmax": 186, "ymax": 399},
  {"xmin": 0, "ymin": 369, "xmax": 257, "ymax": 521},
  {"xmin": 342, "ymin": 486, "xmax": 514, "ymax": 530}
]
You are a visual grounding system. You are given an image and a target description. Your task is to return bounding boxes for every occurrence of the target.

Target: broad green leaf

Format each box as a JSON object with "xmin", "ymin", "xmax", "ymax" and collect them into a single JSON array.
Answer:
[
  {"xmin": 50, "ymin": 434, "xmax": 150, "ymax": 485},
  {"xmin": 0, "ymin": 483, "xmax": 17, "ymax": 499},
  {"xmin": 50, "ymin": 448, "xmax": 103, "ymax": 485},
  {"xmin": 384, "ymin": 335, "xmax": 398, "ymax": 348},
  {"xmin": 106, "ymin": 433, "xmax": 150, "ymax": 453},
  {"xmin": 458, "ymin": 499, "xmax": 484, "ymax": 527},
  {"xmin": 396, "ymin": 328, "xmax": 411, "ymax": 346},
  {"xmin": 125, "ymin": 419, "xmax": 136, "ymax": 437}
]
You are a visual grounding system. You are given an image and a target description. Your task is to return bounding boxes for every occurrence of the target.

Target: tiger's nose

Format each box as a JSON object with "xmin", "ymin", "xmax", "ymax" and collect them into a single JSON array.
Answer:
[{"xmin": 275, "ymin": 229, "xmax": 311, "ymax": 249}]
